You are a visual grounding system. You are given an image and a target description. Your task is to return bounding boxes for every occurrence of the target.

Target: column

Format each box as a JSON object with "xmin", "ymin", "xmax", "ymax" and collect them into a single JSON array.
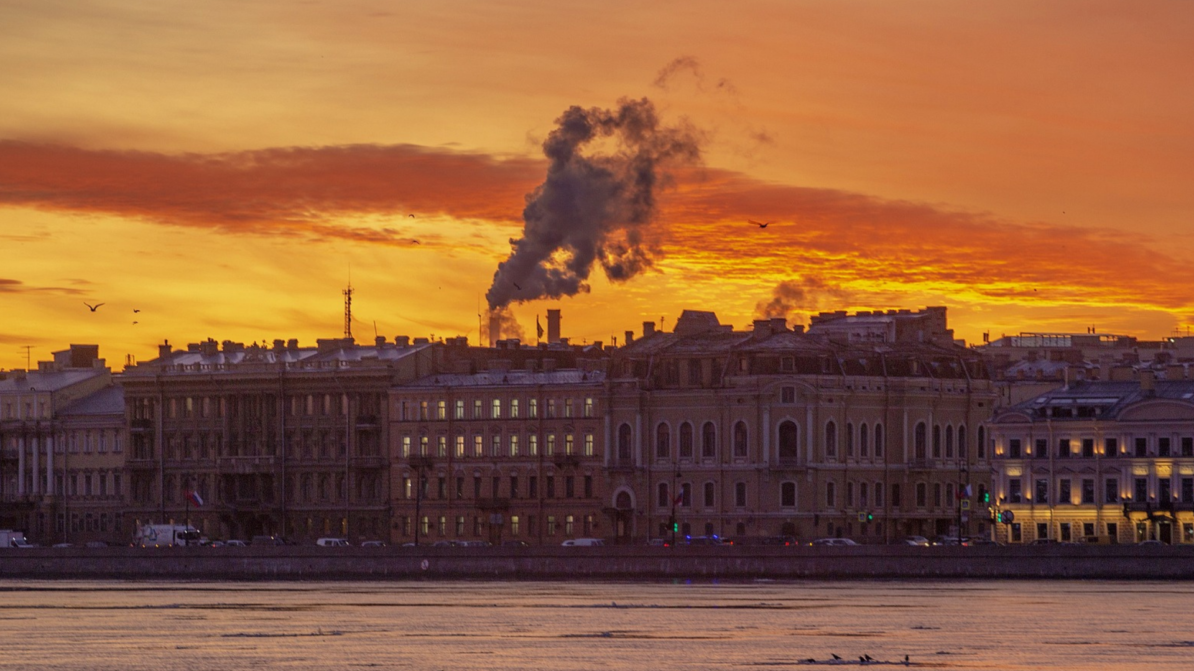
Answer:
[
  {"xmin": 45, "ymin": 435, "xmax": 54, "ymax": 495},
  {"xmin": 17, "ymin": 434, "xmax": 26, "ymax": 496},
  {"xmin": 31, "ymin": 435, "xmax": 41, "ymax": 495}
]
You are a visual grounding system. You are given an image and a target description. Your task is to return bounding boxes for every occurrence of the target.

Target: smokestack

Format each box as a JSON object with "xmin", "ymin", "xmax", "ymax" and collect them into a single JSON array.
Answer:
[
  {"xmin": 489, "ymin": 314, "xmax": 502, "ymax": 348},
  {"xmin": 547, "ymin": 309, "xmax": 561, "ymax": 344},
  {"xmin": 158, "ymin": 340, "xmax": 172, "ymax": 359}
]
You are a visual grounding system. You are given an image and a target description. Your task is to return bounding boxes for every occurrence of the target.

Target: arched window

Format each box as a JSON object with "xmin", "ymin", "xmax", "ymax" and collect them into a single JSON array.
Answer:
[
  {"xmin": 846, "ymin": 422, "xmax": 854, "ymax": 457},
  {"xmin": 616, "ymin": 491, "xmax": 632, "ymax": 509},
  {"xmin": 875, "ymin": 423, "xmax": 884, "ymax": 457},
  {"xmin": 932, "ymin": 424, "xmax": 942, "ymax": 458},
  {"xmin": 778, "ymin": 421, "xmax": 799, "ymax": 460},
  {"xmin": 618, "ymin": 423, "xmax": 633, "ymax": 461},
  {"xmin": 915, "ymin": 422, "xmax": 927, "ymax": 460},
  {"xmin": 859, "ymin": 423, "xmax": 869, "ymax": 457},
  {"xmin": 945, "ymin": 424, "xmax": 954, "ymax": 458},
  {"xmin": 780, "ymin": 482, "xmax": 797, "ymax": 508},
  {"xmin": 957, "ymin": 425, "xmax": 967, "ymax": 458},
  {"xmin": 657, "ymin": 482, "xmax": 669, "ymax": 508},
  {"xmin": 733, "ymin": 421, "xmax": 748, "ymax": 458},
  {"xmin": 825, "ymin": 421, "xmax": 837, "ymax": 458},
  {"xmin": 655, "ymin": 423, "xmax": 670, "ymax": 459},
  {"xmin": 679, "ymin": 422, "xmax": 694, "ymax": 459},
  {"xmin": 703, "ymin": 481, "xmax": 716, "ymax": 507},
  {"xmin": 702, "ymin": 422, "xmax": 716, "ymax": 459},
  {"xmin": 978, "ymin": 426, "xmax": 986, "ymax": 458}
]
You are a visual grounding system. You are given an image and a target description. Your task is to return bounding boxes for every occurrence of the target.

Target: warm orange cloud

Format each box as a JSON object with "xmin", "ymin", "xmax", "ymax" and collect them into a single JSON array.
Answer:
[
  {"xmin": 2, "ymin": 141, "xmax": 1188, "ymax": 318},
  {"xmin": 0, "ymin": 141, "xmax": 542, "ymax": 245}
]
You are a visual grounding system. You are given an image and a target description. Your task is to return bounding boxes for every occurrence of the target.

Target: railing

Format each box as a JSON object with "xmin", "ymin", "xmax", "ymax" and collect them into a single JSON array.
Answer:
[{"xmin": 216, "ymin": 456, "xmax": 276, "ymax": 473}]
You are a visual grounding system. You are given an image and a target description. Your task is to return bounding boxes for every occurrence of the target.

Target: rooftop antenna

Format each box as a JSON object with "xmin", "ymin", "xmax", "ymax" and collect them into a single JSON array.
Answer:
[{"xmin": 21, "ymin": 345, "xmax": 32, "ymax": 370}]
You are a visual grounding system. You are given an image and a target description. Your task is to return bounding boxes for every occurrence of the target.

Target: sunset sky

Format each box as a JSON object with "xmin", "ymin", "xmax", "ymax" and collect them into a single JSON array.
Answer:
[{"xmin": 3, "ymin": 1, "xmax": 1193, "ymax": 371}]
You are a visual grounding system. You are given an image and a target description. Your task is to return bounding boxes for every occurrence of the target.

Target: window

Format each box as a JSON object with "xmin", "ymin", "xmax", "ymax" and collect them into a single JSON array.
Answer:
[
  {"xmin": 657, "ymin": 482, "xmax": 670, "ymax": 508},
  {"xmin": 1082, "ymin": 439, "xmax": 1094, "ymax": 458},
  {"xmin": 546, "ymin": 476, "xmax": 555, "ymax": 499},
  {"xmin": 944, "ymin": 424, "xmax": 953, "ymax": 459},
  {"xmin": 1105, "ymin": 438, "xmax": 1119, "ymax": 456},
  {"xmin": 473, "ymin": 435, "xmax": 483, "ymax": 457},
  {"xmin": 1009, "ymin": 479, "xmax": 1022, "ymax": 504},
  {"xmin": 778, "ymin": 421, "xmax": 799, "ymax": 460},
  {"xmin": 528, "ymin": 434, "xmax": 538, "ymax": 456},
  {"xmin": 679, "ymin": 423, "xmax": 694, "ymax": 459},
  {"xmin": 491, "ymin": 399, "xmax": 502, "ymax": 419},
  {"xmin": 932, "ymin": 425, "xmax": 941, "ymax": 458},
  {"xmin": 874, "ymin": 424, "xmax": 884, "ymax": 457},
  {"xmin": 914, "ymin": 422, "xmax": 926, "ymax": 459},
  {"xmin": 891, "ymin": 483, "xmax": 901, "ymax": 508},
  {"xmin": 455, "ymin": 400, "xmax": 465, "ymax": 419},
  {"xmin": 584, "ymin": 397, "xmax": 594, "ymax": 417},
  {"xmin": 1105, "ymin": 478, "xmax": 1119, "ymax": 503},
  {"xmin": 546, "ymin": 399, "xmax": 556, "ymax": 418},
  {"xmin": 437, "ymin": 436, "xmax": 447, "ymax": 457},
  {"xmin": 546, "ymin": 433, "xmax": 556, "ymax": 456},
  {"xmin": 419, "ymin": 435, "xmax": 429, "ymax": 456},
  {"xmin": 1011, "ymin": 522, "xmax": 1022, "ymax": 543},
  {"xmin": 957, "ymin": 425, "xmax": 967, "ymax": 458},
  {"xmin": 1184, "ymin": 437, "xmax": 1194, "ymax": 458},
  {"xmin": 859, "ymin": 423, "xmax": 869, "ymax": 458},
  {"xmin": 781, "ymin": 386, "xmax": 795, "ymax": 403},
  {"xmin": 826, "ymin": 481, "xmax": 836, "ymax": 508},
  {"xmin": 1135, "ymin": 438, "xmax": 1147, "ymax": 457},
  {"xmin": 846, "ymin": 422, "xmax": 854, "ymax": 457},
  {"xmin": 1033, "ymin": 438, "xmax": 1046, "ymax": 458},
  {"xmin": 734, "ymin": 482, "xmax": 747, "ymax": 507},
  {"xmin": 1183, "ymin": 478, "xmax": 1193, "ymax": 503},
  {"xmin": 874, "ymin": 481, "xmax": 884, "ymax": 507},
  {"xmin": 978, "ymin": 426, "xmax": 986, "ymax": 459},
  {"xmin": 509, "ymin": 434, "xmax": 519, "ymax": 457},
  {"xmin": 781, "ymin": 482, "xmax": 796, "ymax": 507},
  {"xmin": 436, "ymin": 401, "xmax": 446, "ymax": 420},
  {"xmin": 1009, "ymin": 439, "xmax": 1022, "ymax": 459},
  {"xmin": 825, "ymin": 421, "xmax": 837, "ymax": 458},
  {"xmin": 680, "ymin": 482, "xmax": 692, "ymax": 507},
  {"xmin": 473, "ymin": 399, "xmax": 483, "ymax": 419},
  {"xmin": 1058, "ymin": 479, "xmax": 1071, "ymax": 504},
  {"xmin": 733, "ymin": 421, "xmax": 748, "ymax": 458},
  {"xmin": 656, "ymin": 423, "xmax": 671, "ymax": 459},
  {"xmin": 1035, "ymin": 479, "xmax": 1048, "ymax": 503},
  {"xmin": 419, "ymin": 401, "xmax": 429, "ymax": 420},
  {"xmin": 1160, "ymin": 437, "xmax": 1172, "ymax": 457},
  {"xmin": 584, "ymin": 476, "xmax": 592, "ymax": 498},
  {"xmin": 933, "ymin": 483, "xmax": 942, "ymax": 507},
  {"xmin": 528, "ymin": 398, "xmax": 538, "ymax": 418},
  {"xmin": 563, "ymin": 398, "xmax": 573, "ymax": 418},
  {"xmin": 584, "ymin": 433, "xmax": 594, "ymax": 456},
  {"xmin": 510, "ymin": 399, "xmax": 520, "ymax": 418},
  {"xmin": 1082, "ymin": 478, "xmax": 1095, "ymax": 504},
  {"xmin": 565, "ymin": 476, "xmax": 575, "ymax": 498},
  {"xmin": 547, "ymin": 516, "xmax": 557, "ymax": 536},
  {"xmin": 455, "ymin": 435, "xmax": 465, "ymax": 457},
  {"xmin": 1134, "ymin": 477, "xmax": 1148, "ymax": 502},
  {"xmin": 491, "ymin": 434, "xmax": 501, "ymax": 457},
  {"xmin": 702, "ymin": 422, "xmax": 717, "ymax": 459},
  {"xmin": 618, "ymin": 424, "xmax": 632, "ymax": 461},
  {"xmin": 847, "ymin": 481, "xmax": 855, "ymax": 507},
  {"xmin": 1057, "ymin": 439, "xmax": 1071, "ymax": 458},
  {"xmin": 564, "ymin": 433, "xmax": 574, "ymax": 456},
  {"xmin": 703, "ymin": 482, "xmax": 715, "ymax": 507}
]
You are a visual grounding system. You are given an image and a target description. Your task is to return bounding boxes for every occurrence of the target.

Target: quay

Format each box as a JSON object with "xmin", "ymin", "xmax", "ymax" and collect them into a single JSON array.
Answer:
[{"xmin": 3, "ymin": 544, "xmax": 1194, "ymax": 581}]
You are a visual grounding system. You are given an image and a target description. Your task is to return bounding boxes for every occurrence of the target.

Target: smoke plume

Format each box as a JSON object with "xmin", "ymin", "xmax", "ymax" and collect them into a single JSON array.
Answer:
[
  {"xmin": 485, "ymin": 98, "xmax": 701, "ymax": 309},
  {"xmin": 482, "ymin": 306, "xmax": 526, "ymax": 345},
  {"xmin": 755, "ymin": 277, "xmax": 849, "ymax": 321}
]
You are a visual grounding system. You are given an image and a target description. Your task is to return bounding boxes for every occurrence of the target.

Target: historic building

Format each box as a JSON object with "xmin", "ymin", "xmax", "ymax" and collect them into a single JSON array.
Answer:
[
  {"xmin": 120, "ymin": 336, "xmax": 436, "ymax": 543},
  {"xmin": 0, "ymin": 345, "xmax": 113, "ymax": 542},
  {"xmin": 54, "ymin": 384, "xmax": 128, "ymax": 546},
  {"xmin": 606, "ymin": 309, "xmax": 996, "ymax": 544},
  {"xmin": 388, "ymin": 339, "xmax": 609, "ymax": 545},
  {"xmin": 989, "ymin": 373, "xmax": 1194, "ymax": 545}
]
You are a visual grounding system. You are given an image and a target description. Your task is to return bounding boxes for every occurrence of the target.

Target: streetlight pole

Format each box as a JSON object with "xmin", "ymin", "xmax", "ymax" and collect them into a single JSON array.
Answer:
[{"xmin": 670, "ymin": 469, "xmax": 682, "ymax": 546}]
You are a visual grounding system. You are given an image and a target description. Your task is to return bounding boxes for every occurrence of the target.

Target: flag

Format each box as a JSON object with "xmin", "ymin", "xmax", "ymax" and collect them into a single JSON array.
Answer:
[
  {"xmin": 673, "ymin": 493, "xmax": 684, "ymax": 506},
  {"xmin": 957, "ymin": 484, "xmax": 972, "ymax": 500},
  {"xmin": 536, "ymin": 315, "xmax": 544, "ymax": 339},
  {"xmin": 187, "ymin": 490, "xmax": 204, "ymax": 507}
]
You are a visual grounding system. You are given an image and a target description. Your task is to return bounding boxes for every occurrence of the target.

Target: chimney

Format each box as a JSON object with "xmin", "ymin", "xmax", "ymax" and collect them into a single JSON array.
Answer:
[
  {"xmin": 287, "ymin": 339, "xmax": 299, "ymax": 350},
  {"xmin": 158, "ymin": 340, "xmax": 173, "ymax": 359},
  {"xmin": 625, "ymin": 330, "xmax": 634, "ymax": 345},
  {"xmin": 547, "ymin": 309, "xmax": 561, "ymax": 344},
  {"xmin": 375, "ymin": 336, "xmax": 386, "ymax": 347},
  {"xmin": 489, "ymin": 313, "xmax": 502, "ymax": 347},
  {"xmin": 753, "ymin": 319, "xmax": 770, "ymax": 339},
  {"xmin": 273, "ymin": 339, "xmax": 285, "ymax": 351},
  {"xmin": 1141, "ymin": 369, "xmax": 1156, "ymax": 395},
  {"xmin": 395, "ymin": 336, "xmax": 410, "ymax": 347},
  {"xmin": 643, "ymin": 321, "xmax": 656, "ymax": 337}
]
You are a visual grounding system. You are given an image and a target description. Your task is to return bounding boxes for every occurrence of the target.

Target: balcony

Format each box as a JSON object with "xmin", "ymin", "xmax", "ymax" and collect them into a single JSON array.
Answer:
[
  {"xmin": 552, "ymin": 455, "xmax": 582, "ymax": 469},
  {"xmin": 217, "ymin": 456, "xmax": 276, "ymax": 474},
  {"xmin": 351, "ymin": 455, "xmax": 387, "ymax": 469},
  {"xmin": 406, "ymin": 455, "xmax": 435, "ymax": 469}
]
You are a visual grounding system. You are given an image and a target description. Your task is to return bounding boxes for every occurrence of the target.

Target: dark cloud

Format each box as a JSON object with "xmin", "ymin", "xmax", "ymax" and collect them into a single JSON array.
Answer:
[
  {"xmin": 0, "ymin": 278, "xmax": 83, "ymax": 295},
  {"xmin": 755, "ymin": 277, "xmax": 850, "ymax": 320},
  {"xmin": 485, "ymin": 98, "xmax": 701, "ymax": 309}
]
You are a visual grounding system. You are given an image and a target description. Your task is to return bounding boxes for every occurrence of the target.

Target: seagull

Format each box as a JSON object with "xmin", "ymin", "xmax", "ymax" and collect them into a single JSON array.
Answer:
[
  {"xmin": 84, "ymin": 301, "xmax": 104, "ymax": 312},
  {"xmin": 132, "ymin": 321, "xmax": 138, "ymax": 325},
  {"xmin": 410, "ymin": 239, "xmax": 421, "ymax": 245},
  {"xmin": 904, "ymin": 654, "xmax": 910, "ymax": 666},
  {"xmin": 748, "ymin": 219, "xmax": 774, "ymax": 228},
  {"xmin": 864, "ymin": 655, "xmax": 874, "ymax": 662},
  {"xmin": 408, "ymin": 213, "xmax": 416, "ymax": 218},
  {"xmin": 860, "ymin": 656, "xmax": 867, "ymax": 664},
  {"xmin": 831, "ymin": 653, "xmax": 842, "ymax": 661},
  {"xmin": 133, "ymin": 308, "xmax": 141, "ymax": 313}
]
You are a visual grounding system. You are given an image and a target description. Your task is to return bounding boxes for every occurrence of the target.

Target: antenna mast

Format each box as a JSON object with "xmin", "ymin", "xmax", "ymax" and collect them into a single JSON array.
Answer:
[{"xmin": 343, "ymin": 282, "xmax": 353, "ymax": 339}]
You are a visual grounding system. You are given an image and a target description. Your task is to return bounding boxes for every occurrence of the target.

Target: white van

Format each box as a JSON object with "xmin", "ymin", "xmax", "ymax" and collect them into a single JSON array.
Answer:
[
  {"xmin": 561, "ymin": 538, "xmax": 605, "ymax": 547},
  {"xmin": 316, "ymin": 537, "xmax": 350, "ymax": 547}
]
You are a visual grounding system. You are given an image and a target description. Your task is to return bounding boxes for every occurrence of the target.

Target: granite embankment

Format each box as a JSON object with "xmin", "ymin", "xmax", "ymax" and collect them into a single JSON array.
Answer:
[{"xmin": 3, "ymin": 544, "xmax": 1194, "ymax": 580}]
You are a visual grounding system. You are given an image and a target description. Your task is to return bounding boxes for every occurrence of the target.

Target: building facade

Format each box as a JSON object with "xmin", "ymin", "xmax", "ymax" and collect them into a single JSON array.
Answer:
[
  {"xmin": 120, "ymin": 336, "xmax": 435, "ymax": 543},
  {"xmin": 55, "ymin": 384, "xmax": 128, "ymax": 546},
  {"xmin": 607, "ymin": 310, "xmax": 997, "ymax": 544},
  {"xmin": 990, "ymin": 374, "xmax": 1194, "ymax": 545},
  {"xmin": 388, "ymin": 341, "xmax": 609, "ymax": 545},
  {"xmin": 0, "ymin": 345, "xmax": 112, "ymax": 543}
]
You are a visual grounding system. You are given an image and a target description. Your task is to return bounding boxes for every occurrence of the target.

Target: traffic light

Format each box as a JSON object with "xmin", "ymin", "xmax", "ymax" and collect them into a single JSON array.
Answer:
[
  {"xmin": 866, "ymin": 513, "xmax": 874, "ymax": 521},
  {"xmin": 982, "ymin": 491, "xmax": 990, "ymax": 504}
]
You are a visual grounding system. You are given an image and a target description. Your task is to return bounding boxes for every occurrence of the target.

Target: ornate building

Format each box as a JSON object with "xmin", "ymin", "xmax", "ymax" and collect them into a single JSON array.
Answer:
[
  {"xmin": 120, "ymin": 336, "xmax": 435, "ymax": 543},
  {"xmin": 990, "ymin": 373, "xmax": 1194, "ymax": 544},
  {"xmin": 55, "ymin": 384, "xmax": 128, "ymax": 545},
  {"xmin": 388, "ymin": 340, "xmax": 609, "ymax": 545},
  {"xmin": 606, "ymin": 309, "xmax": 996, "ymax": 544},
  {"xmin": 0, "ymin": 345, "xmax": 112, "ymax": 543}
]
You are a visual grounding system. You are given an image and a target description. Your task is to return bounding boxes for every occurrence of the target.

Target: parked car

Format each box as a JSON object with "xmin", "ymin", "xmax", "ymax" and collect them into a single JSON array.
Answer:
[
  {"xmin": 811, "ymin": 538, "xmax": 859, "ymax": 546},
  {"xmin": 647, "ymin": 538, "xmax": 671, "ymax": 547},
  {"xmin": 968, "ymin": 537, "xmax": 1000, "ymax": 546},
  {"xmin": 224, "ymin": 539, "xmax": 248, "ymax": 547},
  {"xmin": 251, "ymin": 535, "xmax": 286, "ymax": 546},
  {"xmin": 561, "ymin": 538, "xmax": 605, "ymax": 547},
  {"xmin": 898, "ymin": 535, "xmax": 931, "ymax": 546},
  {"xmin": 456, "ymin": 540, "xmax": 491, "ymax": 548},
  {"xmin": 1138, "ymin": 539, "xmax": 1166, "ymax": 547},
  {"xmin": 501, "ymin": 540, "xmax": 529, "ymax": 548},
  {"xmin": 52, "ymin": 542, "xmax": 74, "ymax": 548},
  {"xmin": 762, "ymin": 535, "xmax": 798, "ymax": 546},
  {"xmin": 360, "ymin": 540, "xmax": 386, "ymax": 548},
  {"xmin": 685, "ymin": 535, "xmax": 724, "ymax": 546},
  {"xmin": 316, "ymin": 537, "xmax": 350, "ymax": 547},
  {"xmin": 933, "ymin": 535, "xmax": 968, "ymax": 546}
]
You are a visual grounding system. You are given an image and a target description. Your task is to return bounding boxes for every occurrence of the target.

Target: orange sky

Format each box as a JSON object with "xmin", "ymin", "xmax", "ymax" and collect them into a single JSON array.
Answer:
[{"xmin": 2, "ymin": 1, "xmax": 1193, "ymax": 370}]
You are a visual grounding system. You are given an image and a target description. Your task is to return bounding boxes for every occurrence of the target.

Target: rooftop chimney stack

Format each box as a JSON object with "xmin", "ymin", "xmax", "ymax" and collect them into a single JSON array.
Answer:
[
  {"xmin": 625, "ymin": 330, "xmax": 635, "ymax": 345},
  {"xmin": 489, "ymin": 313, "xmax": 502, "ymax": 348},
  {"xmin": 643, "ymin": 321, "xmax": 656, "ymax": 337},
  {"xmin": 547, "ymin": 309, "xmax": 561, "ymax": 344}
]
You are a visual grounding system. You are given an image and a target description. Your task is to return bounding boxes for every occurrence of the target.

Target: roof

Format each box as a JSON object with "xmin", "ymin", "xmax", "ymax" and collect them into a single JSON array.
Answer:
[
  {"xmin": 997, "ymin": 379, "xmax": 1194, "ymax": 422},
  {"xmin": 0, "ymin": 369, "xmax": 107, "ymax": 393},
  {"xmin": 124, "ymin": 341, "xmax": 432, "ymax": 377},
  {"xmin": 404, "ymin": 369, "xmax": 605, "ymax": 389}
]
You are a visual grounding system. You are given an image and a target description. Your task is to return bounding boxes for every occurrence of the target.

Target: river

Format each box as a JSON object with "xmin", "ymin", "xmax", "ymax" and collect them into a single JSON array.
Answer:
[{"xmin": 0, "ymin": 580, "xmax": 1188, "ymax": 670}]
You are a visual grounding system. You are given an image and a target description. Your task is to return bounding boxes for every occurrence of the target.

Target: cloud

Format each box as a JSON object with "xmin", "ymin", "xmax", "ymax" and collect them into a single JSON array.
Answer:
[
  {"xmin": 652, "ymin": 56, "xmax": 738, "ymax": 95},
  {"xmin": 754, "ymin": 276, "xmax": 851, "ymax": 320},
  {"xmin": 0, "ymin": 277, "xmax": 84, "ymax": 295},
  {"xmin": 0, "ymin": 141, "xmax": 543, "ymax": 244}
]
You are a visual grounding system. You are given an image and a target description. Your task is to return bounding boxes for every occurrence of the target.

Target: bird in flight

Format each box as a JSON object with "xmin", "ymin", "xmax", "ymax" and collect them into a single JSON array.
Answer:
[
  {"xmin": 410, "ymin": 239, "xmax": 421, "ymax": 245},
  {"xmin": 132, "ymin": 321, "xmax": 139, "ymax": 325},
  {"xmin": 84, "ymin": 302, "xmax": 104, "ymax": 312},
  {"xmin": 748, "ymin": 220, "xmax": 774, "ymax": 228},
  {"xmin": 513, "ymin": 282, "xmax": 522, "ymax": 291},
  {"xmin": 408, "ymin": 213, "xmax": 416, "ymax": 218},
  {"xmin": 133, "ymin": 308, "xmax": 141, "ymax": 313}
]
